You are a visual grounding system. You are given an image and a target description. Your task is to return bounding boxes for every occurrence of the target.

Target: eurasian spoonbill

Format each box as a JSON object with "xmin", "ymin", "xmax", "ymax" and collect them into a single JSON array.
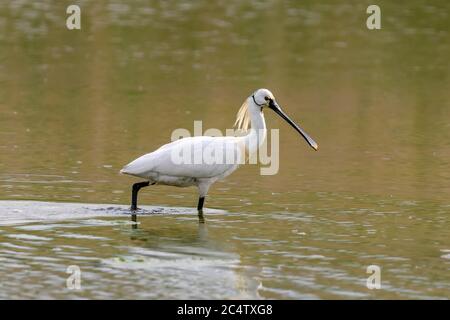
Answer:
[{"xmin": 120, "ymin": 88, "xmax": 318, "ymax": 212}]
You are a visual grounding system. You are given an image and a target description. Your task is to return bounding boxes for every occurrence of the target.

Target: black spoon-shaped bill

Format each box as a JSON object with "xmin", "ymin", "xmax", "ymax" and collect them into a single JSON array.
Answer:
[{"xmin": 269, "ymin": 100, "xmax": 318, "ymax": 151}]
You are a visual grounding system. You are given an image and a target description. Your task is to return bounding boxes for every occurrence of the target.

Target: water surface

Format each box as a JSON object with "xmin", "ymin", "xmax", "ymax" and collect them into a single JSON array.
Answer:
[{"xmin": 0, "ymin": 0, "xmax": 449, "ymax": 299}]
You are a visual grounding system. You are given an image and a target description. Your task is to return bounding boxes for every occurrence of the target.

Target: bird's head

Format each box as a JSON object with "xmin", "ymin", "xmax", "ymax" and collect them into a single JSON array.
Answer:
[
  {"xmin": 251, "ymin": 88, "xmax": 318, "ymax": 151},
  {"xmin": 251, "ymin": 88, "xmax": 276, "ymax": 108}
]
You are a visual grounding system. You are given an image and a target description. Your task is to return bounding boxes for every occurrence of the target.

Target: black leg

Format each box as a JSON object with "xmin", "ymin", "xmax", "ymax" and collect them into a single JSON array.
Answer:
[
  {"xmin": 131, "ymin": 181, "xmax": 150, "ymax": 211},
  {"xmin": 197, "ymin": 196, "xmax": 205, "ymax": 211}
]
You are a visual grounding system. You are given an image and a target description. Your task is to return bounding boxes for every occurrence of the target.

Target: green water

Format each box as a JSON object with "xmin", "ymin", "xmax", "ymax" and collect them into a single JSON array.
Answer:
[{"xmin": 0, "ymin": 0, "xmax": 449, "ymax": 299}]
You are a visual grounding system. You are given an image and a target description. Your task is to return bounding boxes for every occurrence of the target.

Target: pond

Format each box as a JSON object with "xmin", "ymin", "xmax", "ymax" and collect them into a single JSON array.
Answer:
[{"xmin": 0, "ymin": 0, "xmax": 449, "ymax": 299}]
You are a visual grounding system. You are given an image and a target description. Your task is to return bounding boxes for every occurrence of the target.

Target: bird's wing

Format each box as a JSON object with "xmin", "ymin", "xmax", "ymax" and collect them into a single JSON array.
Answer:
[{"xmin": 120, "ymin": 136, "xmax": 243, "ymax": 179}]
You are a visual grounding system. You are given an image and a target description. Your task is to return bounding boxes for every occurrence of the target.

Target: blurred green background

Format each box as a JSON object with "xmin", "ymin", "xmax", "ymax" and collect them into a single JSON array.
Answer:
[{"xmin": 0, "ymin": 0, "xmax": 449, "ymax": 204}]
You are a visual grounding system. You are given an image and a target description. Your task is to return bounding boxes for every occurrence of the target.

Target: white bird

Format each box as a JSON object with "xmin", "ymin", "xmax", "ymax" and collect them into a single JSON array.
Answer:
[{"xmin": 120, "ymin": 88, "xmax": 318, "ymax": 212}]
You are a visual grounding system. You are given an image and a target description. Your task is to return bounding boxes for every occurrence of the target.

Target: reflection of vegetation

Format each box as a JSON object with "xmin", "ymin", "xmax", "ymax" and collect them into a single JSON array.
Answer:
[{"xmin": 0, "ymin": 1, "xmax": 448, "ymax": 203}]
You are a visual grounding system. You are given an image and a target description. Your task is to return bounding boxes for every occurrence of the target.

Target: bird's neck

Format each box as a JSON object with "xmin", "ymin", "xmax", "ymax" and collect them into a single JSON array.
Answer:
[{"xmin": 243, "ymin": 98, "xmax": 267, "ymax": 153}]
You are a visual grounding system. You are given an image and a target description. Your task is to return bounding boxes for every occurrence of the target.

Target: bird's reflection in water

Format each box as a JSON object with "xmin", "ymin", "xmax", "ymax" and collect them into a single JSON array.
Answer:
[
  {"xmin": 131, "ymin": 214, "xmax": 138, "ymax": 230},
  {"xmin": 198, "ymin": 210, "xmax": 205, "ymax": 224},
  {"xmin": 125, "ymin": 212, "xmax": 259, "ymax": 298},
  {"xmin": 197, "ymin": 211, "xmax": 208, "ymax": 240},
  {"xmin": 129, "ymin": 211, "xmax": 206, "ymax": 232}
]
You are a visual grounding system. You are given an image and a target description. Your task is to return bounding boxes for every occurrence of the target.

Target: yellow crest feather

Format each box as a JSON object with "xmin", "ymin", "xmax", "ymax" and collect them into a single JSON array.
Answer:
[{"xmin": 233, "ymin": 99, "xmax": 250, "ymax": 131}]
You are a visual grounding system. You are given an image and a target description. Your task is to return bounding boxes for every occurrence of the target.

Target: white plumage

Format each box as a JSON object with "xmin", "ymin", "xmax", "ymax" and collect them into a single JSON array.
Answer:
[
  {"xmin": 121, "ymin": 88, "xmax": 317, "ymax": 212},
  {"xmin": 120, "ymin": 136, "xmax": 243, "ymax": 196}
]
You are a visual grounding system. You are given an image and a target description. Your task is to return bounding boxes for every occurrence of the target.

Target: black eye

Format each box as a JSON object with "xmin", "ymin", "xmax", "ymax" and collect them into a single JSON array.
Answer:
[{"xmin": 264, "ymin": 96, "xmax": 270, "ymax": 101}]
